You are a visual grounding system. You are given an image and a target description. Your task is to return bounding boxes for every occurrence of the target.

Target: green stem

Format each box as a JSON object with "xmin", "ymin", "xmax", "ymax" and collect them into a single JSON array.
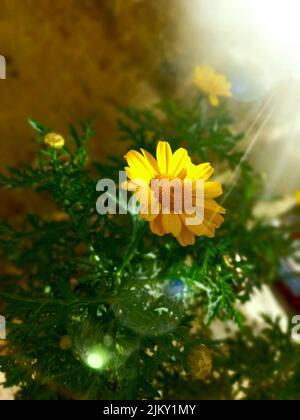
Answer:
[
  {"xmin": 50, "ymin": 149, "xmax": 57, "ymax": 168},
  {"xmin": 114, "ymin": 218, "xmax": 146, "ymax": 285}
]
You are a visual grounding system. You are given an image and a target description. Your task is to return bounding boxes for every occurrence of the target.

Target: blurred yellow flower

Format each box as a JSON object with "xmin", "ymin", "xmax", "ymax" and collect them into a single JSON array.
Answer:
[
  {"xmin": 124, "ymin": 141, "xmax": 225, "ymax": 247},
  {"xmin": 44, "ymin": 133, "xmax": 65, "ymax": 149},
  {"xmin": 295, "ymin": 191, "xmax": 300, "ymax": 205},
  {"xmin": 194, "ymin": 65, "xmax": 232, "ymax": 107}
]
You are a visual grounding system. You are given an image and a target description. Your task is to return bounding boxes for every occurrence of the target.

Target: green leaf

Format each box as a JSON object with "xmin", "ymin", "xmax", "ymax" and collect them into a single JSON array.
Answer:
[{"xmin": 28, "ymin": 118, "xmax": 48, "ymax": 136}]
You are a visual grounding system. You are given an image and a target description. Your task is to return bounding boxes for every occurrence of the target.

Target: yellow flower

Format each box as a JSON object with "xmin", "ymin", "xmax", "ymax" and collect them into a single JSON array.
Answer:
[
  {"xmin": 44, "ymin": 133, "xmax": 65, "ymax": 149},
  {"xmin": 193, "ymin": 65, "xmax": 232, "ymax": 107},
  {"xmin": 295, "ymin": 191, "xmax": 300, "ymax": 205},
  {"xmin": 123, "ymin": 141, "xmax": 226, "ymax": 247}
]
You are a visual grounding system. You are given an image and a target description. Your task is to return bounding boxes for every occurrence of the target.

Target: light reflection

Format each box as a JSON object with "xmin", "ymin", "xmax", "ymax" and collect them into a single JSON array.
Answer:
[
  {"xmin": 85, "ymin": 346, "xmax": 108, "ymax": 370},
  {"xmin": 249, "ymin": 0, "xmax": 300, "ymax": 70},
  {"xmin": 180, "ymin": 0, "xmax": 300, "ymax": 196}
]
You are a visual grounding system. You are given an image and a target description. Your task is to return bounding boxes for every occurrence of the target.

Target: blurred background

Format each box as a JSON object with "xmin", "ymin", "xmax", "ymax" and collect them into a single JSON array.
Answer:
[
  {"xmin": 1, "ymin": 0, "xmax": 300, "ymax": 398},
  {"xmin": 1, "ymin": 0, "xmax": 300, "ymax": 220}
]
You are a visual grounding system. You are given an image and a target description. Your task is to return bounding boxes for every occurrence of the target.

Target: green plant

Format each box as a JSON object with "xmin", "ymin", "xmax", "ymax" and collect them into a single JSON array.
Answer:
[{"xmin": 0, "ymin": 99, "xmax": 299, "ymax": 400}]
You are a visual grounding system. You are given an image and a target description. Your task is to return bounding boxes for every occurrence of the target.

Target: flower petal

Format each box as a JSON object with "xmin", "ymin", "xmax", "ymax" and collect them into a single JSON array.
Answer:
[
  {"xmin": 156, "ymin": 141, "xmax": 173, "ymax": 176},
  {"xmin": 205, "ymin": 209, "xmax": 225, "ymax": 228},
  {"xmin": 161, "ymin": 214, "xmax": 182, "ymax": 237},
  {"xmin": 176, "ymin": 225, "xmax": 196, "ymax": 247},
  {"xmin": 170, "ymin": 148, "xmax": 191, "ymax": 178},
  {"xmin": 204, "ymin": 199, "xmax": 226, "ymax": 215},
  {"xmin": 186, "ymin": 163, "xmax": 214, "ymax": 181},
  {"xmin": 150, "ymin": 214, "xmax": 165, "ymax": 237},
  {"xmin": 209, "ymin": 94, "xmax": 219, "ymax": 107},
  {"xmin": 180, "ymin": 211, "xmax": 218, "ymax": 238},
  {"xmin": 135, "ymin": 187, "xmax": 160, "ymax": 221},
  {"xmin": 201, "ymin": 221, "xmax": 216, "ymax": 238},
  {"xmin": 187, "ymin": 221, "xmax": 215, "ymax": 238},
  {"xmin": 140, "ymin": 149, "xmax": 159, "ymax": 175},
  {"xmin": 124, "ymin": 150, "xmax": 154, "ymax": 182},
  {"xmin": 193, "ymin": 65, "xmax": 232, "ymax": 105},
  {"xmin": 140, "ymin": 212, "xmax": 158, "ymax": 222},
  {"xmin": 121, "ymin": 179, "xmax": 147, "ymax": 192},
  {"xmin": 204, "ymin": 182, "xmax": 223, "ymax": 199}
]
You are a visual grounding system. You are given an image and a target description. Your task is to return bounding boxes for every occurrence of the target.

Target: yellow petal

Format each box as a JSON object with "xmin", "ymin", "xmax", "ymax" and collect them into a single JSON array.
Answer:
[
  {"xmin": 204, "ymin": 182, "xmax": 223, "ymax": 199},
  {"xmin": 194, "ymin": 65, "xmax": 232, "ymax": 101},
  {"xmin": 176, "ymin": 225, "xmax": 196, "ymax": 247},
  {"xmin": 125, "ymin": 167, "xmax": 139, "ymax": 181},
  {"xmin": 135, "ymin": 187, "xmax": 160, "ymax": 218},
  {"xmin": 140, "ymin": 212, "xmax": 158, "ymax": 222},
  {"xmin": 161, "ymin": 214, "xmax": 182, "ymax": 237},
  {"xmin": 181, "ymin": 211, "xmax": 221, "ymax": 238},
  {"xmin": 204, "ymin": 199, "xmax": 226, "ymax": 215},
  {"xmin": 121, "ymin": 179, "xmax": 146, "ymax": 192},
  {"xmin": 125, "ymin": 167, "xmax": 150, "ymax": 184},
  {"xmin": 180, "ymin": 212, "xmax": 203, "ymax": 227},
  {"xmin": 186, "ymin": 163, "xmax": 214, "ymax": 181},
  {"xmin": 205, "ymin": 209, "xmax": 225, "ymax": 228},
  {"xmin": 209, "ymin": 94, "xmax": 219, "ymax": 107},
  {"xmin": 156, "ymin": 141, "xmax": 173, "ymax": 176},
  {"xmin": 187, "ymin": 221, "xmax": 215, "ymax": 238},
  {"xmin": 202, "ymin": 221, "xmax": 216, "ymax": 238},
  {"xmin": 150, "ymin": 214, "xmax": 165, "ymax": 237},
  {"xmin": 124, "ymin": 150, "xmax": 154, "ymax": 182},
  {"xmin": 140, "ymin": 149, "xmax": 159, "ymax": 175},
  {"xmin": 169, "ymin": 148, "xmax": 191, "ymax": 178}
]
